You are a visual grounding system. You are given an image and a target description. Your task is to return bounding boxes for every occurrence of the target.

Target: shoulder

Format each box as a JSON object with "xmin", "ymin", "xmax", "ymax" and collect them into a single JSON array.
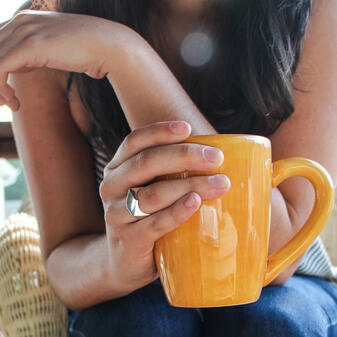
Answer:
[
  {"xmin": 299, "ymin": 0, "xmax": 337, "ymax": 73},
  {"xmin": 270, "ymin": 0, "xmax": 337, "ymax": 170}
]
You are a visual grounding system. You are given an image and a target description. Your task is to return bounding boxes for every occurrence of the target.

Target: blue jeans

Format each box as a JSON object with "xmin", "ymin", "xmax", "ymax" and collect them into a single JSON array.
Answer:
[{"xmin": 68, "ymin": 275, "xmax": 337, "ymax": 337}]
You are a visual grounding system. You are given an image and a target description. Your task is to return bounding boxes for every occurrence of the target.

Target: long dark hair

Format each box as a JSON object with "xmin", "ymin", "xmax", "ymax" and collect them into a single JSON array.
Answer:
[{"xmin": 56, "ymin": 0, "xmax": 313, "ymax": 158}]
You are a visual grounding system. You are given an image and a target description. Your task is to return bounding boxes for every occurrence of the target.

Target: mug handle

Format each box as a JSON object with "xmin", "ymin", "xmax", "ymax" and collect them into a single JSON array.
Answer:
[{"xmin": 263, "ymin": 157, "xmax": 335, "ymax": 286}]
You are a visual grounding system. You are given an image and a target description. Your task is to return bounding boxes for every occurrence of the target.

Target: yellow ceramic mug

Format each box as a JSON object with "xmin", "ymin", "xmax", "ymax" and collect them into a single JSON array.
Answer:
[{"xmin": 154, "ymin": 134, "xmax": 335, "ymax": 307}]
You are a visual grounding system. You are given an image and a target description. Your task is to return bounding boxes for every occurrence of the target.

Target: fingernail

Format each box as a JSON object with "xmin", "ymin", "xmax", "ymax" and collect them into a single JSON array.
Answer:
[
  {"xmin": 169, "ymin": 121, "xmax": 189, "ymax": 134},
  {"xmin": 203, "ymin": 147, "xmax": 224, "ymax": 164},
  {"xmin": 184, "ymin": 193, "xmax": 198, "ymax": 208},
  {"xmin": 208, "ymin": 175, "xmax": 230, "ymax": 188}
]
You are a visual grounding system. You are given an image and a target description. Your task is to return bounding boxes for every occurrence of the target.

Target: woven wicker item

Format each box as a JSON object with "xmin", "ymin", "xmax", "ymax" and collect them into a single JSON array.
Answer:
[
  {"xmin": 17, "ymin": 194, "xmax": 34, "ymax": 217},
  {"xmin": 0, "ymin": 213, "xmax": 69, "ymax": 337},
  {"xmin": 29, "ymin": 0, "xmax": 55, "ymax": 11}
]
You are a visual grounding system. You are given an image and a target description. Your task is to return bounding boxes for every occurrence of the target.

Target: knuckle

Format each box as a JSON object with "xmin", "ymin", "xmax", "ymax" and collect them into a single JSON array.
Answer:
[
  {"xmin": 152, "ymin": 120, "xmax": 171, "ymax": 131},
  {"xmin": 176, "ymin": 144, "xmax": 195, "ymax": 164},
  {"xmin": 99, "ymin": 180, "xmax": 108, "ymax": 201},
  {"xmin": 122, "ymin": 131, "xmax": 138, "ymax": 153},
  {"xmin": 187, "ymin": 176, "xmax": 202, "ymax": 191},
  {"xmin": 138, "ymin": 185, "xmax": 157, "ymax": 204},
  {"xmin": 104, "ymin": 205, "xmax": 116, "ymax": 226},
  {"xmin": 146, "ymin": 123, "xmax": 162, "ymax": 138},
  {"xmin": 168, "ymin": 206, "xmax": 183, "ymax": 226},
  {"xmin": 186, "ymin": 177, "xmax": 203, "ymax": 191},
  {"xmin": 104, "ymin": 206, "xmax": 114, "ymax": 225},
  {"xmin": 103, "ymin": 164, "xmax": 110, "ymax": 178},
  {"xmin": 178, "ymin": 144, "xmax": 193, "ymax": 157},
  {"xmin": 147, "ymin": 216, "xmax": 160, "ymax": 235},
  {"xmin": 134, "ymin": 150, "xmax": 149, "ymax": 170}
]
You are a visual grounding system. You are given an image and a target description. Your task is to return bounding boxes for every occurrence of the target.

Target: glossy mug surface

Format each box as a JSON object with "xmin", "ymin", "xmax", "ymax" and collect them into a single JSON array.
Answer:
[{"xmin": 154, "ymin": 134, "xmax": 334, "ymax": 307}]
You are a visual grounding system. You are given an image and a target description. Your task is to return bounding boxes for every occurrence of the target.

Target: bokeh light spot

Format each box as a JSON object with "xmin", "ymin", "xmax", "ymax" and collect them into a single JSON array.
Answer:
[{"xmin": 180, "ymin": 32, "xmax": 214, "ymax": 67}]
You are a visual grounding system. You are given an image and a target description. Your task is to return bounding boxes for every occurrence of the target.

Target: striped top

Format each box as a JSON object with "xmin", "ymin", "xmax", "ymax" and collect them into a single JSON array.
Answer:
[
  {"xmin": 89, "ymin": 139, "xmax": 107, "ymax": 190},
  {"xmin": 87, "ymin": 137, "xmax": 337, "ymax": 283}
]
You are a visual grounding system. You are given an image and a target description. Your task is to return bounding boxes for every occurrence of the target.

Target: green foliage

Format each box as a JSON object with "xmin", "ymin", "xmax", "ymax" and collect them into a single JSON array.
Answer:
[{"xmin": 4, "ymin": 159, "xmax": 28, "ymax": 201}]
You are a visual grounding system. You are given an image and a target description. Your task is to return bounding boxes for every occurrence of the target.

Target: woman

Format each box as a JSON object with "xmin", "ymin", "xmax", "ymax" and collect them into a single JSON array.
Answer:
[{"xmin": 1, "ymin": 0, "xmax": 337, "ymax": 335}]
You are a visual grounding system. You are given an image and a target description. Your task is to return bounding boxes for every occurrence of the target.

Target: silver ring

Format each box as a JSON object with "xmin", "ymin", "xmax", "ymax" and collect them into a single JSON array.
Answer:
[{"xmin": 126, "ymin": 187, "xmax": 151, "ymax": 218}]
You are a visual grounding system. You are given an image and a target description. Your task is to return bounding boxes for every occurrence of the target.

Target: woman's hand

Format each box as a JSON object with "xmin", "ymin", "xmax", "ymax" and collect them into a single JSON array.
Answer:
[
  {"xmin": 100, "ymin": 121, "xmax": 231, "ymax": 292},
  {"xmin": 0, "ymin": 9, "xmax": 132, "ymax": 111},
  {"xmin": 0, "ymin": 9, "xmax": 215, "ymax": 136}
]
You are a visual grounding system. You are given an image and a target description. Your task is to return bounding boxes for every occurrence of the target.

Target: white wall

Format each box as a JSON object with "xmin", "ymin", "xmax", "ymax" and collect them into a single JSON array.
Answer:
[
  {"xmin": 5, "ymin": 200, "xmax": 22, "ymax": 219},
  {"xmin": 0, "ymin": 159, "xmax": 20, "ymax": 224},
  {"xmin": 0, "ymin": 0, "xmax": 27, "ymax": 22}
]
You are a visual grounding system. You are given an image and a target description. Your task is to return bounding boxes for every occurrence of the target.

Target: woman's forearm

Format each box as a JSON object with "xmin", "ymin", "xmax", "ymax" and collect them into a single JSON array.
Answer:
[
  {"xmin": 47, "ymin": 24, "xmax": 218, "ymax": 312},
  {"xmin": 103, "ymin": 29, "xmax": 304, "ymax": 284},
  {"xmin": 104, "ymin": 25, "xmax": 215, "ymax": 136},
  {"xmin": 46, "ymin": 233, "xmax": 132, "ymax": 312}
]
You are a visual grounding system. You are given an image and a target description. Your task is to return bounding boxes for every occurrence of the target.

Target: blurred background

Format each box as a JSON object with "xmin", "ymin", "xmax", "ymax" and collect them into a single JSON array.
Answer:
[{"xmin": 0, "ymin": 0, "xmax": 28, "ymax": 224}]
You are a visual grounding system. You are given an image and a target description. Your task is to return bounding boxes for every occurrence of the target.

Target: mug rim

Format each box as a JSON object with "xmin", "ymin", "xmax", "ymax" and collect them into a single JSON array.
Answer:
[{"xmin": 184, "ymin": 134, "xmax": 271, "ymax": 144}]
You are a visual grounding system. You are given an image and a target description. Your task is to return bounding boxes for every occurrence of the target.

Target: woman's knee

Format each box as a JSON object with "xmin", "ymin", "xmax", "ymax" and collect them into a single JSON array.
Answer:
[
  {"xmin": 202, "ymin": 300, "xmax": 304, "ymax": 337},
  {"xmin": 202, "ymin": 276, "xmax": 333, "ymax": 337},
  {"xmin": 72, "ymin": 281, "xmax": 202, "ymax": 337},
  {"xmin": 234, "ymin": 289, "xmax": 307, "ymax": 337}
]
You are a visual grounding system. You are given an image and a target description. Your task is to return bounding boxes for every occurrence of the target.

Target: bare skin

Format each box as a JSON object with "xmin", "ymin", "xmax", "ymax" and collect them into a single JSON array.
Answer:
[{"xmin": 2, "ymin": 0, "xmax": 337, "ymax": 312}]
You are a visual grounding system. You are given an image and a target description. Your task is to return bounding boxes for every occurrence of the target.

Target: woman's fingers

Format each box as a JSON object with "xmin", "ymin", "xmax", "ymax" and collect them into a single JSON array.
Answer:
[
  {"xmin": 110, "ymin": 174, "xmax": 231, "ymax": 224},
  {"xmin": 104, "ymin": 141, "xmax": 224, "ymax": 199},
  {"xmin": 105, "ymin": 121, "xmax": 192, "ymax": 170},
  {"xmin": 136, "ymin": 174, "xmax": 231, "ymax": 213},
  {"xmin": 0, "ymin": 48, "xmax": 19, "ymax": 97},
  {"xmin": 0, "ymin": 38, "xmax": 43, "ymax": 100},
  {"xmin": 120, "ymin": 192, "xmax": 202, "ymax": 254},
  {"xmin": 0, "ymin": 82, "xmax": 14, "ymax": 101},
  {"xmin": 0, "ymin": 93, "xmax": 19, "ymax": 111},
  {"xmin": 7, "ymin": 96, "xmax": 20, "ymax": 111},
  {"xmin": 0, "ymin": 95, "xmax": 7, "ymax": 106}
]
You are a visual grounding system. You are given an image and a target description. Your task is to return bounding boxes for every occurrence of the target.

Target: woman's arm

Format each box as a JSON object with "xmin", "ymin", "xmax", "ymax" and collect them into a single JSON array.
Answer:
[
  {"xmin": 267, "ymin": 0, "xmax": 337, "ymax": 283},
  {"xmin": 6, "ymin": 11, "xmax": 227, "ymax": 312},
  {"xmin": 105, "ymin": 36, "xmax": 215, "ymax": 135},
  {"xmin": 4, "ymin": 1, "xmax": 336, "ymax": 304},
  {"xmin": 10, "ymin": 66, "xmax": 229, "ymax": 312},
  {"xmin": 103, "ymin": 0, "xmax": 337, "ymax": 285},
  {"xmin": 9, "ymin": 68, "xmax": 135, "ymax": 311}
]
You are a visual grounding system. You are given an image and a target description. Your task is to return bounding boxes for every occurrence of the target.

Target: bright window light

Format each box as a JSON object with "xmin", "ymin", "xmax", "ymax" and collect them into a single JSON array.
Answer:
[
  {"xmin": 0, "ymin": 0, "xmax": 26, "ymax": 23},
  {"xmin": 0, "ymin": 106, "xmax": 12, "ymax": 122}
]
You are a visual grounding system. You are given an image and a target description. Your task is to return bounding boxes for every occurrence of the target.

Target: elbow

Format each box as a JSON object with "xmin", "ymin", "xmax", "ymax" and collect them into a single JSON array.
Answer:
[
  {"xmin": 44, "ymin": 248, "xmax": 77, "ymax": 311},
  {"xmin": 45, "ymin": 259, "xmax": 83, "ymax": 312},
  {"xmin": 268, "ymin": 271, "xmax": 293, "ymax": 286},
  {"xmin": 45, "ymin": 254, "xmax": 67, "ymax": 304}
]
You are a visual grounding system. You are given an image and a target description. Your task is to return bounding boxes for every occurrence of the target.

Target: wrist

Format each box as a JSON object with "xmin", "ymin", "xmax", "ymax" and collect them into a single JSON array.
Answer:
[
  {"xmin": 104, "ymin": 235, "xmax": 138, "ymax": 297},
  {"xmin": 92, "ymin": 18, "xmax": 147, "ymax": 77},
  {"xmin": 96, "ymin": 18, "xmax": 217, "ymax": 134}
]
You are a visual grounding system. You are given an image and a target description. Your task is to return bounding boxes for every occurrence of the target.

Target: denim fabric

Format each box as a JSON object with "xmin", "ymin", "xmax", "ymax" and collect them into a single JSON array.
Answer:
[
  {"xmin": 201, "ymin": 275, "xmax": 337, "ymax": 337},
  {"xmin": 68, "ymin": 278, "xmax": 202, "ymax": 337},
  {"xmin": 68, "ymin": 275, "xmax": 337, "ymax": 337}
]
